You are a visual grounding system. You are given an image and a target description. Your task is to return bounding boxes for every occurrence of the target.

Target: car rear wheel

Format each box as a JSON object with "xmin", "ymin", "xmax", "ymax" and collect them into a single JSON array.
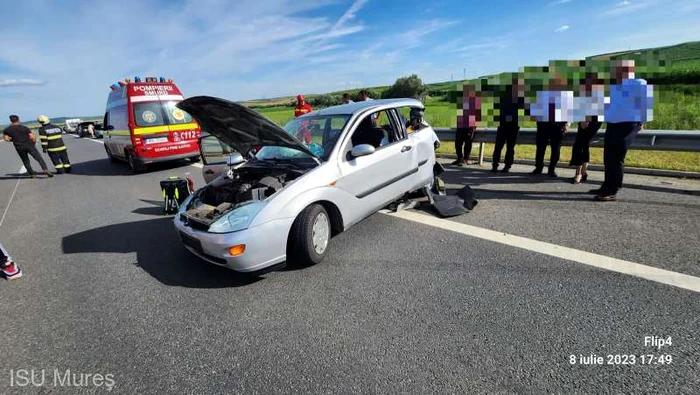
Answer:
[
  {"xmin": 126, "ymin": 152, "xmax": 144, "ymax": 173},
  {"xmin": 105, "ymin": 146, "xmax": 117, "ymax": 163},
  {"xmin": 189, "ymin": 156, "xmax": 201, "ymax": 163},
  {"xmin": 288, "ymin": 204, "xmax": 330, "ymax": 267}
]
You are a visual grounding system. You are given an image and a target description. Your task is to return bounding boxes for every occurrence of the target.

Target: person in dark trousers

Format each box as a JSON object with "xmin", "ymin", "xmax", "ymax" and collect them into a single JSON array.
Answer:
[
  {"xmin": 1, "ymin": 242, "xmax": 22, "ymax": 280},
  {"xmin": 37, "ymin": 115, "xmax": 71, "ymax": 174},
  {"xmin": 37, "ymin": 115, "xmax": 71, "ymax": 173},
  {"xmin": 570, "ymin": 118, "xmax": 602, "ymax": 183},
  {"xmin": 492, "ymin": 78, "xmax": 523, "ymax": 173},
  {"xmin": 593, "ymin": 60, "xmax": 653, "ymax": 201},
  {"xmin": 454, "ymin": 84, "xmax": 481, "ymax": 166},
  {"xmin": 2, "ymin": 115, "xmax": 53, "ymax": 178},
  {"xmin": 570, "ymin": 73, "xmax": 606, "ymax": 183},
  {"xmin": 530, "ymin": 76, "xmax": 572, "ymax": 177}
]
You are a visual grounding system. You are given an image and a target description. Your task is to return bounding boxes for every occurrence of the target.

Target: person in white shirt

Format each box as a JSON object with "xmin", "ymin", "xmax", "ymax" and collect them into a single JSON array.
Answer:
[
  {"xmin": 529, "ymin": 75, "xmax": 574, "ymax": 177},
  {"xmin": 592, "ymin": 59, "xmax": 654, "ymax": 201},
  {"xmin": 570, "ymin": 73, "xmax": 606, "ymax": 184}
]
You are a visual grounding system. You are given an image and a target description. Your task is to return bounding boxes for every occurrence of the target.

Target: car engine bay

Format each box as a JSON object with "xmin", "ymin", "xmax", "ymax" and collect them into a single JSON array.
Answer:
[{"xmin": 181, "ymin": 166, "xmax": 309, "ymax": 230}]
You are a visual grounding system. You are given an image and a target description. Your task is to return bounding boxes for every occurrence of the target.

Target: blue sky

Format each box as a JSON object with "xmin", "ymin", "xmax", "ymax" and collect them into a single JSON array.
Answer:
[{"xmin": 1, "ymin": 0, "xmax": 699, "ymax": 119}]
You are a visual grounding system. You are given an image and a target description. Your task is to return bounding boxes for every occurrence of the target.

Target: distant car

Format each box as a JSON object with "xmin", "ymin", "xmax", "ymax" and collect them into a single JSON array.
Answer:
[
  {"xmin": 76, "ymin": 121, "xmax": 103, "ymax": 139},
  {"xmin": 174, "ymin": 97, "xmax": 439, "ymax": 274}
]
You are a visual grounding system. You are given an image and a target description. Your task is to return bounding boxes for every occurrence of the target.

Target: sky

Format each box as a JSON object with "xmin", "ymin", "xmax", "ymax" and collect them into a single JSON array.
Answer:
[{"xmin": 1, "ymin": 0, "xmax": 699, "ymax": 119}]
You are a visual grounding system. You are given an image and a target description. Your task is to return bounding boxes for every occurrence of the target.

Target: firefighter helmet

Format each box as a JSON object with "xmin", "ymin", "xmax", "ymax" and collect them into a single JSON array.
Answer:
[{"xmin": 37, "ymin": 115, "xmax": 50, "ymax": 124}]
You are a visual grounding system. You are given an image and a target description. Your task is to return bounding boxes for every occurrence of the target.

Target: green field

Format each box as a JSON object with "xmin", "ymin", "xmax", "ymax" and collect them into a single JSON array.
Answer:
[{"xmin": 250, "ymin": 41, "xmax": 700, "ymax": 172}]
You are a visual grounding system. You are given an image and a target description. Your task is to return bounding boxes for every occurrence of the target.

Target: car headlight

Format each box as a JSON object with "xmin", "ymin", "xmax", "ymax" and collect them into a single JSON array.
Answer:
[
  {"xmin": 208, "ymin": 201, "xmax": 266, "ymax": 234},
  {"xmin": 178, "ymin": 194, "xmax": 194, "ymax": 214}
]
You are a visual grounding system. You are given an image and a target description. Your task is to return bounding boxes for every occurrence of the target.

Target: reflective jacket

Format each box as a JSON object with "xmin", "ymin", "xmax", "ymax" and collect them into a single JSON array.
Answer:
[
  {"xmin": 38, "ymin": 123, "xmax": 66, "ymax": 152},
  {"xmin": 294, "ymin": 103, "xmax": 312, "ymax": 118}
]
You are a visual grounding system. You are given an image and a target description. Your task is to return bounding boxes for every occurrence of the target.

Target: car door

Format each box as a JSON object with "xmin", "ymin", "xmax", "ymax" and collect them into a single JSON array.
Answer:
[
  {"xmin": 199, "ymin": 134, "xmax": 235, "ymax": 184},
  {"xmin": 334, "ymin": 109, "xmax": 418, "ymax": 221},
  {"xmin": 399, "ymin": 108, "xmax": 436, "ymax": 191}
]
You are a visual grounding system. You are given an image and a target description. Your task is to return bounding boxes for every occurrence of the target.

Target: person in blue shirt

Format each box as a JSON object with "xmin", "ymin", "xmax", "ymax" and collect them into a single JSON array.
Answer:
[{"xmin": 592, "ymin": 60, "xmax": 653, "ymax": 201}]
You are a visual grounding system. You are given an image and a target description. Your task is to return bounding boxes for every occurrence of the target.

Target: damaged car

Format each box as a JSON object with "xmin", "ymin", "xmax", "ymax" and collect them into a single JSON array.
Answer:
[{"xmin": 174, "ymin": 96, "xmax": 440, "ymax": 274}]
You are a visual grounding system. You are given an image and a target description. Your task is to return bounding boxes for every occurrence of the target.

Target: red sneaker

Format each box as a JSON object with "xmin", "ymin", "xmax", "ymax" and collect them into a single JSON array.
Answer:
[{"xmin": 2, "ymin": 262, "xmax": 22, "ymax": 280}]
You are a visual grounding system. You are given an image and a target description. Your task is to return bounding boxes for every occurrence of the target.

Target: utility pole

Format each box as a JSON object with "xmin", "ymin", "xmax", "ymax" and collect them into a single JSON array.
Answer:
[
  {"xmin": 451, "ymin": 73, "xmax": 453, "ymax": 82},
  {"xmin": 463, "ymin": 68, "xmax": 466, "ymax": 80}
]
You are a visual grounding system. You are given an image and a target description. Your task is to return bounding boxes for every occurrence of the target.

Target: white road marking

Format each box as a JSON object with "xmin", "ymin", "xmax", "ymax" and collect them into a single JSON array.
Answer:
[
  {"xmin": 0, "ymin": 167, "xmax": 24, "ymax": 229},
  {"xmin": 380, "ymin": 209, "xmax": 700, "ymax": 294},
  {"xmin": 190, "ymin": 163, "xmax": 203, "ymax": 168}
]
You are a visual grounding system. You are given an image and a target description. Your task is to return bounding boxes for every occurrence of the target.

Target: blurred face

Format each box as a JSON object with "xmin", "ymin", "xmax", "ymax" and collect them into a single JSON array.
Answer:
[{"xmin": 614, "ymin": 60, "xmax": 635, "ymax": 81}]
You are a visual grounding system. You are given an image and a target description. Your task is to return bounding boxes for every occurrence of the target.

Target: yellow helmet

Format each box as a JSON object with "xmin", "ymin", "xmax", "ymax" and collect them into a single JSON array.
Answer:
[{"xmin": 37, "ymin": 115, "xmax": 50, "ymax": 124}]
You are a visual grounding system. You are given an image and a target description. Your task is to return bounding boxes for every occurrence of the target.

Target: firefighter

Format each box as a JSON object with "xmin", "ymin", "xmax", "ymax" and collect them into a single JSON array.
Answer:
[
  {"xmin": 37, "ymin": 115, "xmax": 71, "ymax": 173},
  {"xmin": 294, "ymin": 94, "xmax": 312, "ymax": 118}
]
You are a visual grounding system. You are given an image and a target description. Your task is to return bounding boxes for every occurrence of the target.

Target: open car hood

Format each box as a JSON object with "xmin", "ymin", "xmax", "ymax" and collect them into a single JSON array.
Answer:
[{"xmin": 177, "ymin": 96, "xmax": 318, "ymax": 159}]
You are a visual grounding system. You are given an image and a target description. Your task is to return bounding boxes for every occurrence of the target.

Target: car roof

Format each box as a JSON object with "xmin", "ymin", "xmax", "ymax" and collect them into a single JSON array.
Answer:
[{"xmin": 308, "ymin": 98, "xmax": 425, "ymax": 117}]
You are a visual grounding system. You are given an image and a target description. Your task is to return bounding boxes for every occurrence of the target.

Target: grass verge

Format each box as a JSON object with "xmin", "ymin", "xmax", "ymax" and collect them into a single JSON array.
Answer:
[{"xmin": 436, "ymin": 142, "xmax": 700, "ymax": 172}]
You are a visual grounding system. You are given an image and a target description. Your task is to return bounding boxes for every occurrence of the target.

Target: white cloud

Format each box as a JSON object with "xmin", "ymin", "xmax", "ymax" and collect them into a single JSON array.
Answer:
[
  {"xmin": 601, "ymin": 0, "xmax": 654, "ymax": 17},
  {"xmin": 0, "ymin": 0, "xmax": 373, "ymax": 117},
  {"xmin": 548, "ymin": 0, "xmax": 572, "ymax": 6},
  {"xmin": 0, "ymin": 79, "xmax": 44, "ymax": 87},
  {"xmin": 555, "ymin": 25, "xmax": 570, "ymax": 32}
]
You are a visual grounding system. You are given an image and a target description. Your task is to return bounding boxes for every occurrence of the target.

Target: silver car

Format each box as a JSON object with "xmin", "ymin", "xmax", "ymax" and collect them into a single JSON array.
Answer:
[{"xmin": 174, "ymin": 97, "xmax": 439, "ymax": 274}]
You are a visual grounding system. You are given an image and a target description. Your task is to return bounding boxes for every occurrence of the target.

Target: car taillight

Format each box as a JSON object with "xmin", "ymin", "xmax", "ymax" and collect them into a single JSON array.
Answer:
[{"xmin": 133, "ymin": 136, "xmax": 143, "ymax": 146}]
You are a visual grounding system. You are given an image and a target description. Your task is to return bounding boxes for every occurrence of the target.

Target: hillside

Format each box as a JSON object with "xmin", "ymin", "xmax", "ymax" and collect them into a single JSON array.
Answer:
[{"xmin": 242, "ymin": 40, "xmax": 700, "ymax": 108}]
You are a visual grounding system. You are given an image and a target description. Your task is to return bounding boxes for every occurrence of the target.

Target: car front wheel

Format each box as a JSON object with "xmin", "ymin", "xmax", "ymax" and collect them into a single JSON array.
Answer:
[{"xmin": 288, "ymin": 204, "xmax": 330, "ymax": 267}]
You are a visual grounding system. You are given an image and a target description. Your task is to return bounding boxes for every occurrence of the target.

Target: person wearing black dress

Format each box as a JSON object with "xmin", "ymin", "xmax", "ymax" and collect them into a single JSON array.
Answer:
[{"xmin": 570, "ymin": 74, "xmax": 606, "ymax": 184}]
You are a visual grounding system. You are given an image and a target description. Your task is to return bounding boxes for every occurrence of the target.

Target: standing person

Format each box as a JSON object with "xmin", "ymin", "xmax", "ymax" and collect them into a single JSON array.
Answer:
[
  {"xmin": 530, "ymin": 75, "xmax": 573, "ymax": 177},
  {"xmin": 454, "ymin": 84, "xmax": 481, "ymax": 166},
  {"xmin": 37, "ymin": 115, "xmax": 71, "ymax": 174},
  {"xmin": 593, "ymin": 60, "xmax": 653, "ymax": 201},
  {"xmin": 294, "ymin": 94, "xmax": 313, "ymax": 118},
  {"xmin": 342, "ymin": 93, "xmax": 354, "ymax": 104},
  {"xmin": 87, "ymin": 122, "xmax": 95, "ymax": 138},
  {"xmin": 357, "ymin": 89, "xmax": 373, "ymax": 102},
  {"xmin": 570, "ymin": 73, "xmax": 605, "ymax": 184},
  {"xmin": 2, "ymin": 115, "xmax": 53, "ymax": 178},
  {"xmin": 1, "ymin": 242, "xmax": 22, "ymax": 280},
  {"xmin": 492, "ymin": 77, "xmax": 523, "ymax": 173},
  {"xmin": 357, "ymin": 89, "xmax": 380, "ymax": 125}
]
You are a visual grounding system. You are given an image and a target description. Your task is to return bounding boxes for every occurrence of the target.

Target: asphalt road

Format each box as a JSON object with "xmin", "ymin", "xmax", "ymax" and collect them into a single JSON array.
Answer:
[{"xmin": 1, "ymin": 135, "xmax": 699, "ymax": 394}]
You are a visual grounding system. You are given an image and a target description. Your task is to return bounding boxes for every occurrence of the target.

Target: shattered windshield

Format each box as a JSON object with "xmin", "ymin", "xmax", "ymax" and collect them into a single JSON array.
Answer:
[{"xmin": 255, "ymin": 114, "xmax": 350, "ymax": 162}]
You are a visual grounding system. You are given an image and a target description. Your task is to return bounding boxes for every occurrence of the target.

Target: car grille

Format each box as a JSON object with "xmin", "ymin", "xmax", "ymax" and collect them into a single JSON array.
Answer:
[{"xmin": 180, "ymin": 232, "xmax": 203, "ymax": 253}]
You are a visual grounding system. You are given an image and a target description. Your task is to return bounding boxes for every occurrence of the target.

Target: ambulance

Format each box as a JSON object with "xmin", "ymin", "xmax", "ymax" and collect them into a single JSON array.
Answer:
[{"xmin": 103, "ymin": 77, "xmax": 202, "ymax": 172}]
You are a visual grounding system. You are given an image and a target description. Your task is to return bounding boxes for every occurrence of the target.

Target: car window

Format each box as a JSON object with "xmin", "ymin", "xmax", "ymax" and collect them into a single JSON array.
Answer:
[
  {"xmin": 349, "ymin": 111, "xmax": 395, "ymax": 149},
  {"xmin": 200, "ymin": 135, "xmax": 235, "ymax": 164},
  {"xmin": 133, "ymin": 102, "xmax": 166, "ymax": 127},
  {"xmin": 109, "ymin": 105, "xmax": 129, "ymax": 131},
  {"xmin": 162, "ymin": 101, "xmax": 194, "ymax": 125}
]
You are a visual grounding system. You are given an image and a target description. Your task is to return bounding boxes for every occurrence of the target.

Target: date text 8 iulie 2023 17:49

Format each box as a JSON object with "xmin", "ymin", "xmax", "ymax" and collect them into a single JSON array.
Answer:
[{"xmin": 569, "ymin": 354, "xmax": 672, "ymax": 365}]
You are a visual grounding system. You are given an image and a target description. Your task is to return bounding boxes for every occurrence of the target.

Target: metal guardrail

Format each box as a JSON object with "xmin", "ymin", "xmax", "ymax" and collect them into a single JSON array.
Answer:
[{"xmin": 433, "ymin": 127, "xmax": 700, "ymax": 165}]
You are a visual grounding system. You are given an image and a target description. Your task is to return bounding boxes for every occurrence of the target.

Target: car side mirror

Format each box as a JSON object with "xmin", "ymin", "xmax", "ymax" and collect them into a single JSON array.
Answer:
[
  {"xmin": 105, "ymin": 125, "xmax": 114, "ymax": 131},
  {"xmin": 227, "ymin": 152, "xmax": 246, "ymax": 167},
  {"xmin": 350, "ymin": 144, "xmax": 375, "ymax": 158}
]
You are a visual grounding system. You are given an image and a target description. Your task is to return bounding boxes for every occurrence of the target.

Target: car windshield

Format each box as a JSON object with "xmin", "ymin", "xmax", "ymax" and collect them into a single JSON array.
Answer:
[{"xmin": 255, "ymin": 114, "xmax": 350, "ymax": 162}]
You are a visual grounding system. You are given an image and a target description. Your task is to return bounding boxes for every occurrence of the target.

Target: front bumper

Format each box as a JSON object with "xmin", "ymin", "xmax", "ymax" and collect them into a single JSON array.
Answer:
[{"xmin": 173, "ymin": 214, "xmax": 294, "ymax": 273}]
